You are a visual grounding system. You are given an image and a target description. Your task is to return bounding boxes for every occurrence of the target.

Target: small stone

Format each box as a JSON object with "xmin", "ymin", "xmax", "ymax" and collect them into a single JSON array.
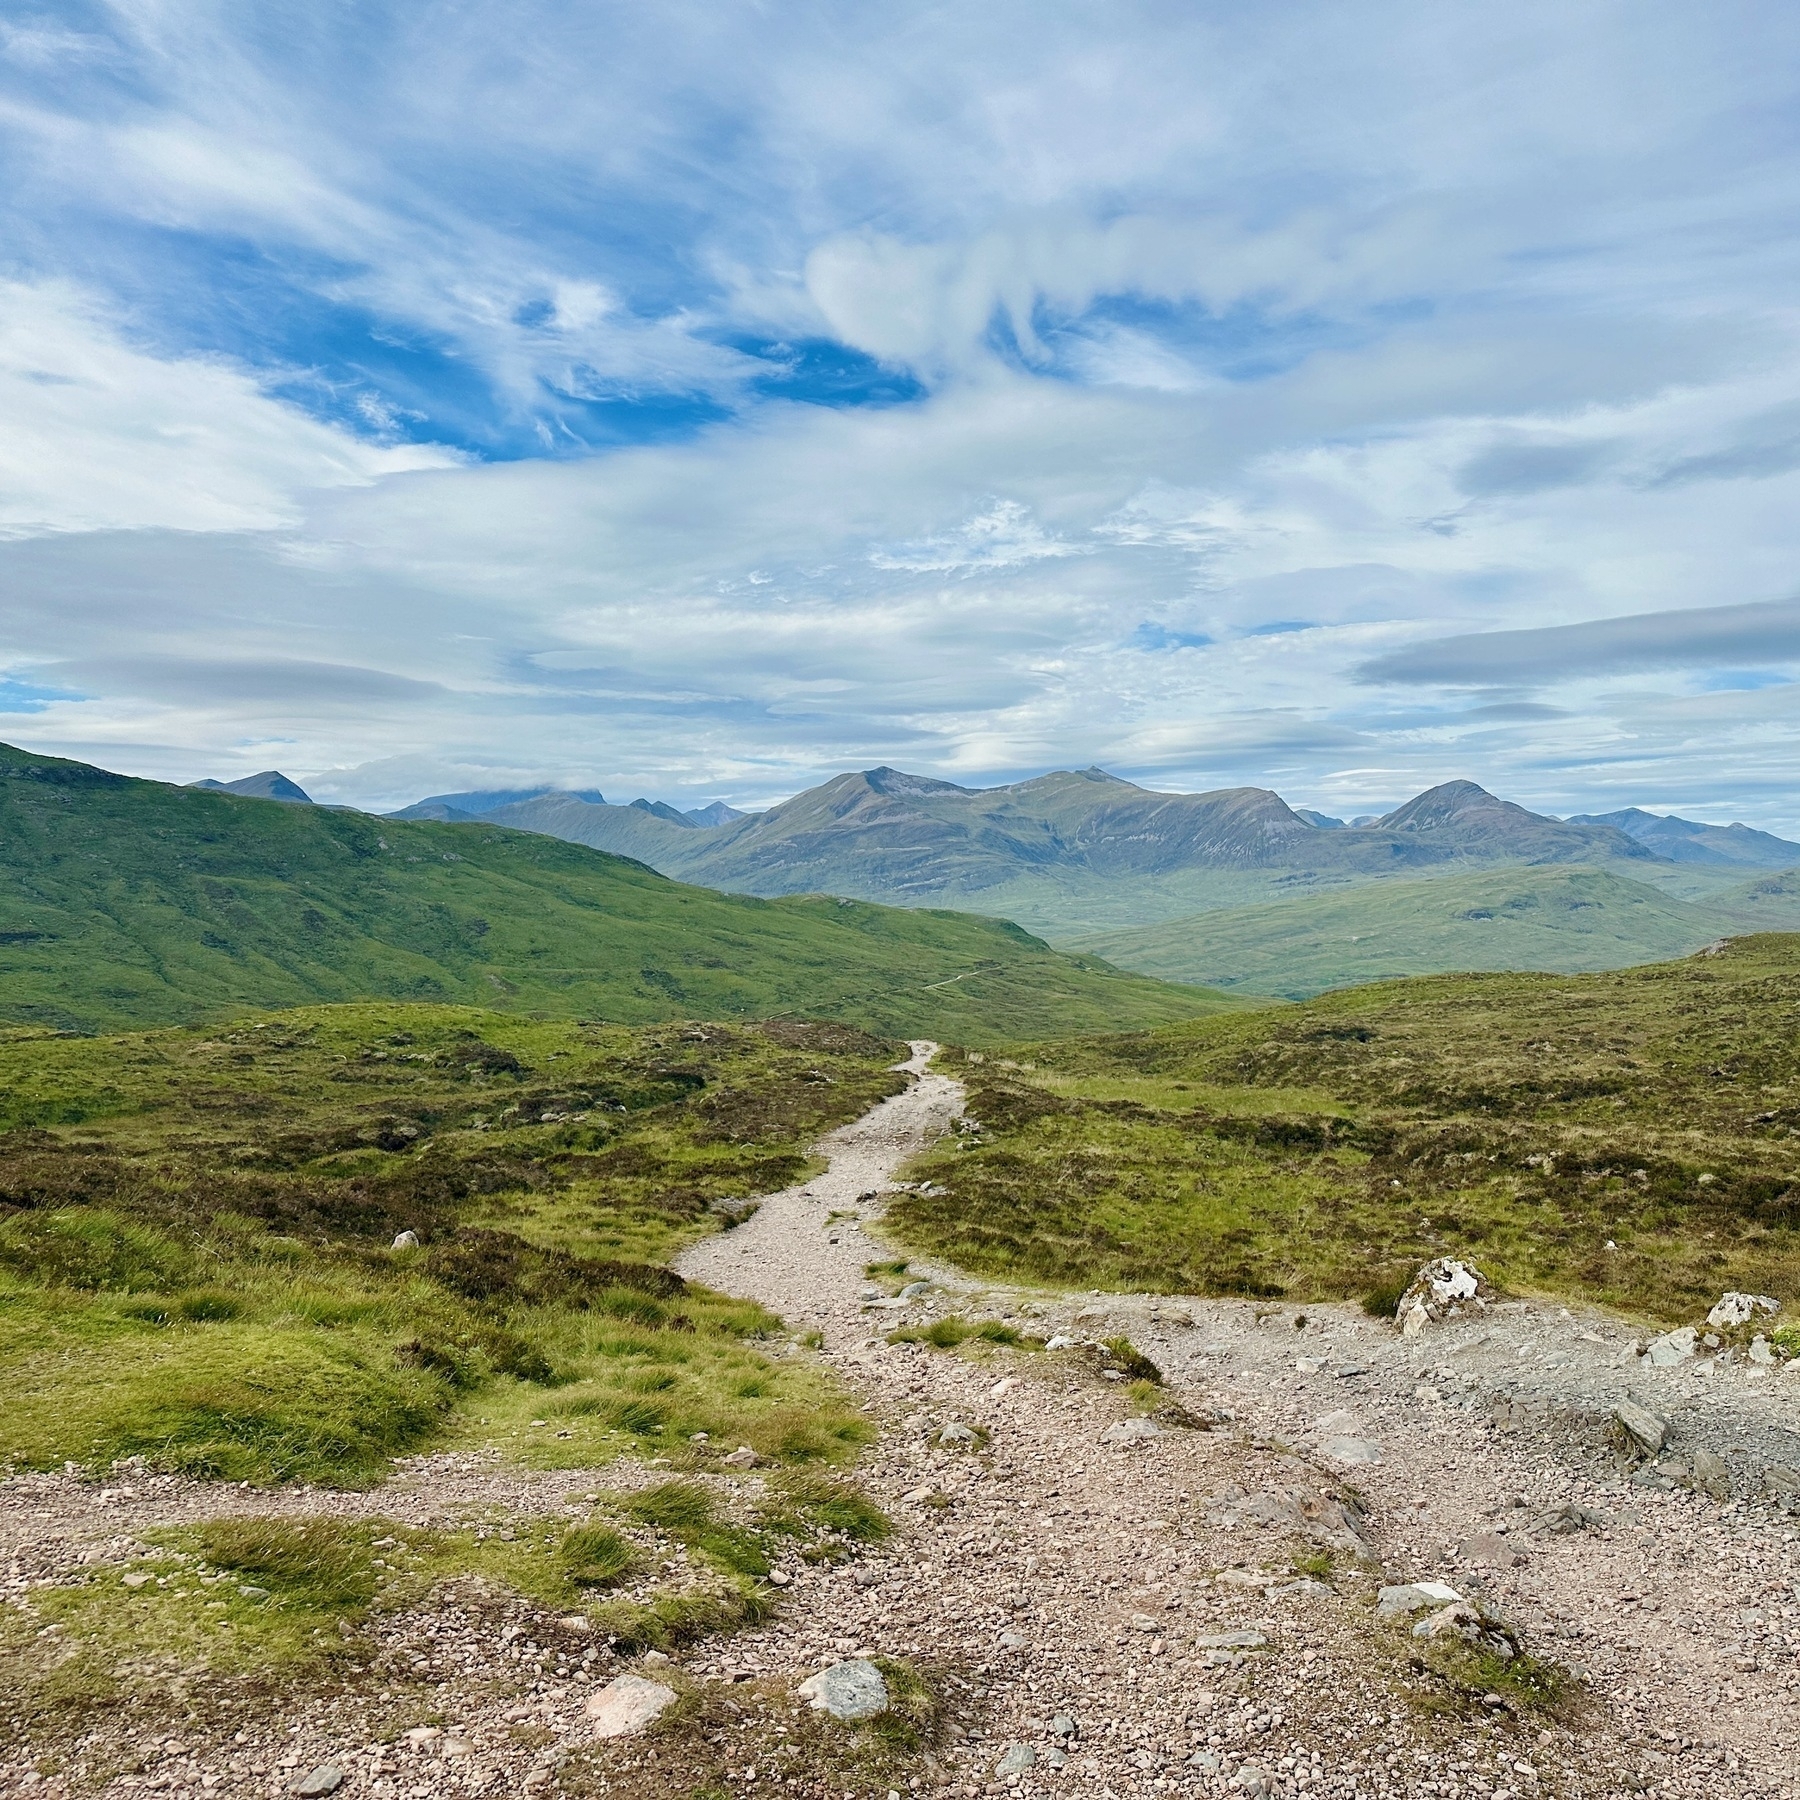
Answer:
[
  {"xmin": 121, "ymin": 1572, "xmax": 152, "ymax": 1589},
  {"xmin": 1043, "ymin": 1746, "xmax": 1068, "ymax": 1769},
  {"xmin": 1690, "ymin": 1448, "xmax": 1732, "ymax": 1501},
  {"xmin": 403, "ymin": 1729, "xmax": 441, "ymax": 1747},
  {"xmin": 1049, "ymin": 1713, "xmax": 1078, "ymax": 1740},
  {"xmin": 1190, "ymin": 1750, "xmax": 1223, "ymax": 1773},
  {"xmin": 288, "ymin": 1767, "xmax": 345, "ymax": 1798},
  {"xmin": 990, "ymin": 1377, "xmax": 1020, "ymax": 1398},
  {"xmin": 768, "ymin": 1568, "xmax": 792, "ymax": 1587},
  {"xmin": 391, "ymin": 1230, "xmax": 419, "ymax": 1250},
  {"xmin": 900, "ymin": 1485, "xmax": 936, "ymax": 1504},
  {"xmin": 1130, "ymin": 1611, "xmax": 1161, "ymax": 1632},
  {"xmin": 1460, "ymin": 1532, "xmax": 1528, "ymax": 1568},
  {"xmin": 898, "ymin": 1281, "xmax": 932, "ymax": 1299},
  {"xmin": 441, "ymin": 1738, "xmax": 473, "ymax": 1758},
  {"xmin": 721, "ymin": 1446, "xmax": 760, "ymax": 1468},
  {"xmin": 797, "ymin": 1658, "xmax": 889, "ymax": 1720},
  {"xmin": 1098, "ymin": 1417, "xmax": 1161, "ymax": 1448},
  {"xmin": 1750, "ymin": 1334, "xmax": 1776, "ymax": 1364},
  {"xmin": 1045, "ymin": 1334, "xmax": 1077, "ymax": 1350},
  {"xmin": 583, "ymin": 1674, "xmax": 677, "ymax": 1737},
  {"xmin": 1532, "ymin": 1501, "xmax": 1608, "ymax": 1536},
  {"xmin": 995, "ymin": 1744, "xmax": 1037, "ymax": 1776},
  {"xmin": 238, "ymin": 1584, "xmax": 270, "ymax": 1600},
  {"xmin": 641, "ymin": 1650, "xmax": 671, "ymax": 1666},
  {"xmin": 997, "ymin": 1629, "xmax": 1026, "ymax": 1649}
]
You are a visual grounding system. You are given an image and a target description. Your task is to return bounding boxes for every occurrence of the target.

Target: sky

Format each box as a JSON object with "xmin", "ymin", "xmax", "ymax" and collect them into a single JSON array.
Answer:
[{"xmin": 5, "ymin": 3, "xmax": 1800, "ymax": 828}]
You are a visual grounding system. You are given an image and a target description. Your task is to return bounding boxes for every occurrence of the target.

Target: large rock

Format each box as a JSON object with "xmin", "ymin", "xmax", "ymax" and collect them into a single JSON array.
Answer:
[
  {"xmin": 1376, "ymin": 1580, "xmax": 1462, "ymax": 1620},
  {"xmin": 1098, "ymin": 1417, "xmax": 1162, "ymax": 1448},
  {"xmin": 797, "ymin": 1658, "xmax": 889, "ymax": 1720},
  {"xmin": 1706, "ymin": 1291, "xmax": 1780, "ymax": 1330},
  {"xmin": 1645, "ymin": 1326, "xmax": 1698, "ymax": 1367},
  {"xmin": 1220, "ymin": 1483, "xmax": 1374, "ymax": 1556},
  {"xmin": 584, "ymin": 1673, "xmax": 677, "ymax": 1738},
  {"xmin": 1394, "ymin": 1258, "xmax": 1492, "ymax": 1337},
  {"xmin": 1611, "ymin": 1399, "xmax": 1668, "ymax": 1458},
  {"xmin": 289, "ymin": 1769, "xmax": 345, "ymax": 1798}
]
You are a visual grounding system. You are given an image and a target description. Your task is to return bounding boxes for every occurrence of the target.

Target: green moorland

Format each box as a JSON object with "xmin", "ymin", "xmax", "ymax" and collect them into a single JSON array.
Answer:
[
  {"xmin": 1067, "ymin": 864, "xmax": 1800, "ymax": 999},
  {"xmin": 0, "ymin": 1002, "xmax": 908, "ymax": 1486},
  {"xmin": 0, "ymin": 741, "xmax": 1230, "ymax": 1043},
  {"xmin": 889, "ymin": 934, "xmax": 1800, "ymax": 1324}
]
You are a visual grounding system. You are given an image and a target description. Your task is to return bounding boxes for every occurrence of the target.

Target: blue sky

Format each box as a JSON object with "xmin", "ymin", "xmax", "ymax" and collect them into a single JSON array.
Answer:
[{"xmin": 5, "ymin": 2, "xmax": 1800, "ymax": 828}]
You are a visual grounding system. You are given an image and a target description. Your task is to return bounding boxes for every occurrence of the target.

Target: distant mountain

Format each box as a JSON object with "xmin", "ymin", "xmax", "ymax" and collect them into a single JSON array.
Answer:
[
  {"xmin": 190, "ymin": 771, "xmax": 313, "ymax": 804},
  {"xmin": 1376, "ymin": 780, "xmax": 1657, "ymax": 864},
  {"xmin": 478, "ymin": 767, "xmax": 1661, "ymax": 909},
  {"xmin": 1293, "ymin": 808, "xmax": 1345, "ymax": 828},
  {"xmin": 0, "ymin": 741, "xmax": 1227, "ymax": 1042},
  {"xmin": 687, "ymin": 801, "xmax": 748, "ymax": 827},
  {"xmin": 1566, "ymin": 807, "xmax": 1800, "ymax": 869},
  {"xmin": 388, "ymin": 784, "xmax": 607, "ymax": 821}
]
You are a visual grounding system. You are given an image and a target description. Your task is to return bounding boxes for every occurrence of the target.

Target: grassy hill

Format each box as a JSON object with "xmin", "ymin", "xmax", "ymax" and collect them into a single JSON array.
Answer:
[
  {"xmin": 889, "ymin": 934, "xmax": 1800, "ymax": 1324},
  {"xmin": 1066, "ymin": 864, "xmax": 1800, "ymax": 997},
  {"xmin": 0, "ymin": 743, "xmax": 1234, "ymax": 1042}
]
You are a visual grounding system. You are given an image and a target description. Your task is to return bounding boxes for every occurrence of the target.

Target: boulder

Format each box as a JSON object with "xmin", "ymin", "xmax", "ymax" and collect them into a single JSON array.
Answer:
[
  {"xmin": 797, "ymin": 1658, "xmax": 889, "ymax": 1720},
  {"xmin": 289, "ymin": 1769, "xmax": 345, "ymax": 1798},
  {"xmin": 391, "ymin": 1230, "xmax": 419, "ymax": 1250},
  {"xmin": 1376, "ymin": 1580, "xmax": 1462, "ymax": 1620},
  {"xmin": 1645, "ymin": 1326, "xmax": 1698, "ymax": 1368},
  {"xmin": 1394, "ymin": 1258, "xmax": 1492, "ymax": 1337},
  {"xmin": 584, "ymin": 1673, "xmax": 677, "ymax": 1738},
  {"xmin": 1319, "ymin": 1436, "xmax": 1382, "ymax": 1465},
  {"xmin": 1611, "ymin": 1399, "xmax": 1668, "ymax": 1459},
  {"xmin": 1706, "ymin": 1292, "xmax": 1781, "ymax": 1330},
  {"xmin": 1098, "ymin": 1417, "xmax": 1162, "ymax": 1448}
]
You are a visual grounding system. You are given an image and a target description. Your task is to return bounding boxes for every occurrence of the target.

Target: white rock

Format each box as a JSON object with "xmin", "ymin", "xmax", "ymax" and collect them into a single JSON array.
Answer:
[
  {"xmin": 990, "ymin": 1377, "xmax": 1021, "ymax": 1398},
  {"xmin": 583, "ymin": 1674, "xmax": 677, "ymax": 1738},
  {"xmin": 721, "ymin": 1446, "xmax": 760, "ymax": 1468},
  {"xmin": 1045, "ymin": 1334, "xmax": 1077, "ymax": 1350},
  {"xmin": 1395, "ymin": 1257, "xmax": 1491, "ymax": 1336},
  {"xmin": 391, "ymin": 1230, "xmax": 419, "ymax": 1250},
  {"xmin": 1376, "ymin": 1581, "xmax": 1462, "ymax": 1619},
  {"xmin": 1750, "ymin": 1335, "xmax": 1776, "ymax": 1365},
  {"xmin": 1645, "ymin": 1327, "xmax": 1697, "ymax": 1368},
  {"xmin": 1098, "ymin": 1417, "xmax": 1162, "ymax": 1448},
  {"xmin": 1707, "ymin": 1291, "xmax": 1780, "ymax": 1329},
  {"xmin": 797, "ymin": 1658, "xmax": 889, "ymax": 1720},
  {"xmin": 1319, "ymin": 1436, "xmax": 1382, "ymax": 1465}
]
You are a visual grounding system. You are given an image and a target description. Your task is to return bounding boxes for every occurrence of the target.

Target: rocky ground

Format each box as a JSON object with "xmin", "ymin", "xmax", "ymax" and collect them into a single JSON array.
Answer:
[{"xmin": 5, "ymin": 1045, "xmax": 1798, "ymax": 1800}]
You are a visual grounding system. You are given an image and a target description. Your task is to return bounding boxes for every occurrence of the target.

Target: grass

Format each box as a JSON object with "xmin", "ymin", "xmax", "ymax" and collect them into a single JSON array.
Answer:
[
  {"xmin": 0, "ymin": 740, "xmax": 1228, "ymax": 1044},
  {"xmin": 886, "ymin": 935, "xmax": 1800, "ymax": 1322},
  {"xmin": 4, "ymin": 1469, "xmax": 894, "ymax": 1739},
  {"xmin": 0, "ymin": 1003, "xmax": 905, "ymax": 1483},
  {"xmin": 885, "ymin": 1316, "xmax": 1041, "ymax": 1349}
]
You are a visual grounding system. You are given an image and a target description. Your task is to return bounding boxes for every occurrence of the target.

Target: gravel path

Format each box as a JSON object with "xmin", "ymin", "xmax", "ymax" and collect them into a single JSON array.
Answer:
[{"xmin": 5, "ymin": 1044, "xmax": 1797, "ymax": 1800}]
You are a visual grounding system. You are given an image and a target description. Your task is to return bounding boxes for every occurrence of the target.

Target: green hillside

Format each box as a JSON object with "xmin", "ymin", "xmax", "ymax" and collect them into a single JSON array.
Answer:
[
  {"xmin": 1067, "ymin": 864, "xmax": 1800, "ymax": 997},
  {"xmin": 890, "ymin": 934, "xmax": 1800, "ymax": 1324},
  {"xmin": 0, "ymin": 743, "xmax": 1234, "ymax": 1042}
]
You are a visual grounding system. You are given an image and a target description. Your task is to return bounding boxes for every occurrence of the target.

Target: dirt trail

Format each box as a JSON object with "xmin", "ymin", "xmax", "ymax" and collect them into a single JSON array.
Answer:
[
  {"xmin": 5, "ymin": 1046, "xmax": 1798, "ymax": 1800},
  {"xmin": 677, "ymin": 1042, "xmax": 1800, "ymax": 1800}
]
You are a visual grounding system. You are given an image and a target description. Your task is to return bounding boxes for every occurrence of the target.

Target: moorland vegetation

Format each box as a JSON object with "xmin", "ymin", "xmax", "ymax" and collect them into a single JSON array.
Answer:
[
  {"xmin": 0, "ymin": 1005, "xmax": 906, "ymax": 1485},
  {"xmin": 890, "ymin": 934, "xmax": 1800, "ymax": 1324}
]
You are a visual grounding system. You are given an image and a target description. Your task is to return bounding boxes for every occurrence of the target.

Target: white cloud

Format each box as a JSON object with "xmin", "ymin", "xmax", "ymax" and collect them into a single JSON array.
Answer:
[{"xmin": 0, "ymin": 279, "xmax": 457, "ymax": 536}]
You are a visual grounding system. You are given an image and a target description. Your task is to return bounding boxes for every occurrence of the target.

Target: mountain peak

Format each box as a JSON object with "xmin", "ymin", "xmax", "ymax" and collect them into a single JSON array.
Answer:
[{"xmin": 191, "ymin": 771, "xmax": 313, "ymax": 804}]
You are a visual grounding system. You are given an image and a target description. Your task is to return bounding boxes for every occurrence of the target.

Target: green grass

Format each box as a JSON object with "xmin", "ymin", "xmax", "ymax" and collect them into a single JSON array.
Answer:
[
  {"xmin": 887, "ymin": 934, "xmax": 1800, "ymax": 1322},
  {"xmin": 1067, "ymin": 865, "xmax": 1800, "ymax": 999},
  {"xmin": 0, "ymin": 1003, "xmax": 905, "ymax": 1482},
  {"xmin": 0, "ymin": 741, "xmax": 1229, "ymax": 1044}
]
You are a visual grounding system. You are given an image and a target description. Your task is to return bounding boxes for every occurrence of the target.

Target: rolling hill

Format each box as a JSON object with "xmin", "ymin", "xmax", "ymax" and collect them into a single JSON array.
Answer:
[
  {"xmin": 1067, "ymin": 864, "xmax": 1800, "ymax": 997},
  {"xmin": 0, "ymin": 743, "xmax": 1235, "ymax": 1041}
]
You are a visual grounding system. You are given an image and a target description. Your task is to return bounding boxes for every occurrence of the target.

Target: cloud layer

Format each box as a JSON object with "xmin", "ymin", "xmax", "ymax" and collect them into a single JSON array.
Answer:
[{"xmin": 3, "ymin": 2, "xmax": 1800, "ymax": 828}]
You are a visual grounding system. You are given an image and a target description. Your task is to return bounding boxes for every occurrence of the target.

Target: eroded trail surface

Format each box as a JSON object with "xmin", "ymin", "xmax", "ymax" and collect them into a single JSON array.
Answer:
[
  {"xmin": 5, "ymin": 1048, "xmax": 1798, "ymax": 1800},
  {"xmin": 680, "ymin": 1044, "xmax": 1800, "ymax": 1800}
]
